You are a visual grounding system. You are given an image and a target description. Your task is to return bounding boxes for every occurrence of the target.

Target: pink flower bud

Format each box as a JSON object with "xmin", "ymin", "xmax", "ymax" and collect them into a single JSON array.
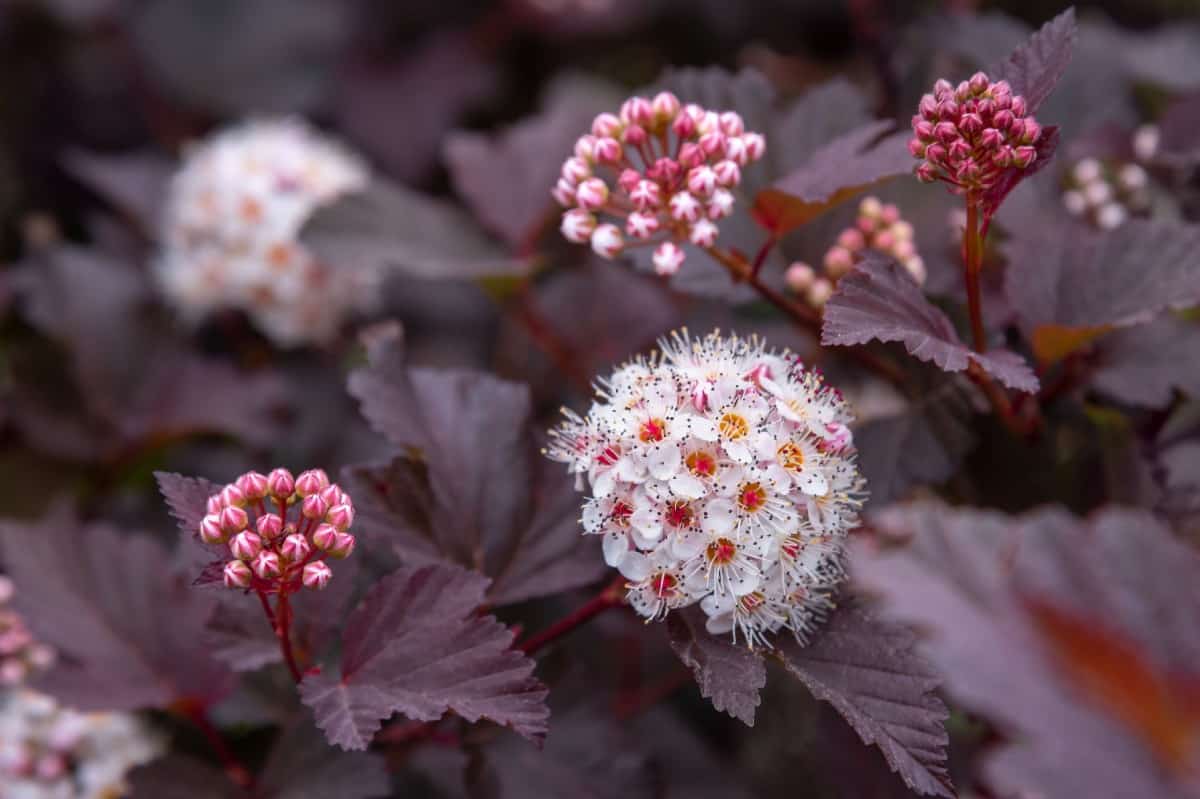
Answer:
[
  {"xmin": 955, "ymin": 80, "xmax": 971, "ymax": 101},
  {"xmin": 617, "ymin": 168, "xmax": 641, "ymax": 193},
  {"xmin": 630, "ymin": 179, "xmax": 662, "ymax": 210},
  {"xmin": 707, "ymin": 188, "xmax": 734, "ymax": 219},
  {"xmin": 956, "ymin": 159, "xmax": 982, "ymax": 182},
  {"xmin": 622, "ymin": 124, "xmax": 647, "ymax": 146},
  {"xmin": 672, "ymin": 112, "xmax": 697, "ymax": 139},
  {"xmin": 236, "ymin": 471, "xmax": 268, "ymax": 501},
  {"xmin": 312, "ymin": 523, "xmax": 338, "ymax": 550},
  {"xmin": 652, "ymin": 241, "xmax": 685, "ymax": 276},
  {"xmin": 575, "ymin": 177, "xmax": 609, "ymax": 210},
  {"xmin": 223, "ymin": 560, "xmax": 252, "ymax": 589},
  {"xmin": 302, "ymin": 561, "xmax": 333, "ymax": 590},
  {"xmin": 713, "ymin": 160, "xmax": 740, "ymax": 187},
  {"xmin": 220, "ymin": 484, "xmax": 247, "ymax": 508},
  {"xmin": 912, "ymin": 119, "xmax": 935, "ymax": 141},
  {"xmin": 918, "ymin": 94, "xmax": 937, "ymax": 119},
  {"xmin": 933, "ymin": 121, "xmax": 958, "ymax": 144},
  {"xmin": 560, "ymin": 209, "xmax": 597, "ymax": 243},
  {"xmin": 689, "ymin": 219, "xmax": 719, "ymax": 247},
  {"xmin": 880, "ymin": 203, "xmax": 901, "ymax": 225},
  {"xmin": 874, "ymin": 230, "xmax": 896, "ymax": 250},
  {"xmin": 256, "ymin": 513, "xmax": 284, "ymax": 540},
  {"xmin": 992, "ymin": 146, "xmax": 1014, "ymax": 168},
  {"xmin": 625, "ymin": 211, "xmax": 660, "ymax": 239},
  {"xmin": 924, "ymin": 143, "xmax": 946, "ymax": 164},
  {"xmin": 329, "ymin": 532, "xmax": 356, "ymax": 559},
  {"xmin": 552, "ymin": 178, "xmax": 576, "ymax": 207},
  {"xmin": 1010, "ymin": 95, "xmax": 1027, "ymax": 117},
  {"xmin": 698, "ymin": 131, "xmax": 726, "ymax": 157},
  {"xmin": 669, "ymin": 191, "xmax": 702, "ymax": 223},
  {"xmin": 219, "ymin": 506, "xmax": 249, "ymax": 536},
  {"xmin": 593, "ymin": 137, "xmax": 622, "ymax": 164},
  {"xmin": 200, "ymin": 514, "xmax": 226, "ymax": 545},
  {"xmin": 718, "ymin": 111, "xmax": 744, "ymax": 137},
  {"xmin": 591, "ymin": 223, "xmax": 624, "ymax": 259},
  {"xmin": 574, "ymin": 134, "xmax": 597, "ymax": 161},
  {"xmin": 687, "ymin": 165, "xmax": 717, "ymax": 197},
  {"xmin": 742, "ymin": 133, "xmax": 765, "ymax": 161},
  {"xmin": 948, "ymin": 140, "xmax": 971, "ymax": 163},
  {"xmin": 648, "ymin": 157, "xmax": 682, "ymax": 183},
  {"xmin": 894, "ymin": 239, "xmax": 916, "ymax": 260},
  {"xmin": 824, "ymin": 246, "xmax": 854, "ymax": 277},
  {"xmin": 562, "ymin": 157, "xmax": 591, "ymax": 183},
  {"xmin": 620, "ymin": 96, "xmax": 653, "ymax": 126},
  {"xmin": 206, "ymin": 495, "xmax": 223, "ymax": 515},
  {"xmin": 915, "ymin": 162, "xmax": 937, "ymax": 182},
  {"xmin": 980, "ymin": 128, "xmax": 1002, "ymax": 149},
  {"xmin": 302, "ymin": 494, "xmax": 329, "ymax": 521},
  {"xmin": 992, "ymin": 109, "xmax": 1014, "ymax": 131},
  {"xmin": 229, "ymin": 530, "xmax": 262, "ymax": 561},
  {"xmin": 837, "ymin": 228, "xmax": 865, "ymax": 251},
  {"xmin": 908, "ymin": 138, "xmax": 927, "ymax": 158},
  {"xmin": 267, "ymin": 468, "xmax": 295, "ymax": 499},
  {"xmin": 651, "ymin": 91, "xmax": 680, "ymax": 122},
  {"xmin": 726, "ymin": 135, "xmax": 752, "ymax": 166},
  {"xmin": 280, "ymin": 533, "xmax": 311, "ymax": 562},
  {"xmin": 969, "ymin": 71, "xmax": 989, "ymax": 94},
  {"xmin": 1012, "ymin": 146, "xmax": 1037, "ymax": 169},
  {"xmin": 935, "ymin": 99, "xmax": 958, "ymax": 120},
  {"xmin": 785, "ymin": 262, "xmax": 815, "ymax": 293},
  {"xmin": 592, "ymin": 112, "xmax": 622, "ymax": 138},
  {"xmin": 959, "ymin": 113, "xmax": 983, "ymax": 135},
  {"xmin": 252, "ymin": 550, "xmax": 281, "ymax": 580},
  {"xmin": 1020, "ymin": 119, "xmax": 1041, "ymax": 144},
  {"xmin": 807, "ymin": 277, "xmax": 833, "ymax": 307},
  {"xmin": 677, "ymin": 142, "xmax": 704, "ymax": 169},
  {"xmin": 933, "ymin": 79, "xmax": 953, "ymax": 97},
  {"xmin": 295, "ymin": 469, "xmax": 329, "ymax": 497},
  {"xmin": 326, "ymin": 503, "xmax": 355, "ymax": 531}
]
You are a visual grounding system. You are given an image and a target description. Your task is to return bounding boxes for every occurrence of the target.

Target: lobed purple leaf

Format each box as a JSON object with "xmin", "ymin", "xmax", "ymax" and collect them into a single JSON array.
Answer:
[
  {"xmin": 1091, "ymin": 317, "xmax": 1200, "ymax": 408},
  {"xmin": 667, "ymin": 606, "xmax": 767, "ymax": 726},
  {"xmin": 990, "ymin": 7, "xmax": 1077, "ymax": 114}
]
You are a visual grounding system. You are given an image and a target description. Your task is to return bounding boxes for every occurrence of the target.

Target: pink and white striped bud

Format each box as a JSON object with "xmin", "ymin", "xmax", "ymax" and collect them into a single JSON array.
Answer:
[
  {"xmin": 574, "ymin": 134, "xmax": 597, "ymax": 161},
  {"xmin": 807, "ymin": 277, "xmax": 834, "ymax": 307},
  {"xmin": 622, "ymin": 124, "xmax": 648, "ymax": 147},
  {"xmin": 698, "ymin": 131, "xmax": 726, "ymax": 158},
  {"xmin": 592, "ymin": 112, "xmax": 623, "ymax": 138},
  {"xmin": 206, "ymin": 495, "xmax": 223, "ymax": 515},
  {"xmin": 552, "ymin": 178, "xmax": 576, "ymax": 207},
  {"xmin": 653, "ymin": 242, "xmax": 685, "ymax": 276},
  {"xmin": 713, "ymin": 160, "xmax": 740, "ymax": 187},
  {"xmin": 218, "ymin": 506, "xmax": 249, "ymax": 536},
  {"xmin": 742, "ymin": 132, "xmax": 765, "ymax": 161},
  {"xmin": 669, "ymin": 192, "xmax": 702, "ymax": 223},
  {"xmin": 267, "ymin": 468, "xmax": 295, "ymax": 499},
  {"xmin": 220, "ymin": 484, "xmax": 247, "ymax": 508},
  {"xmin": 252, "ymin": 550, "xmax": 282, "ymax": 580},
  {"xmin": 672, "ymin": 112, "xmax": 697, "ymax": 140},
  {"xmin": 280, "ymin": 533, "xmax": 311, "ymax": 562},
  {"xmin": 651, "ymin": 91, "xmax": 680, "ymax": 123},
  {"xmin": 593, "ymin": 137, "xmax": 622, "ymax": 164},
  {"xmin": 874, "ymin": 230, "xmax": 896, "ymax": 250},
  {"xmin": 689, "ymin": 219, "xmax": 719, "ymax": 248},
  {"xmin": 630, "ymin": 179, "xmax": 662, "ymax": 211},
  {"xmin": 319, "ymin": 484, "xmax": 346, "ymax": 508},
  {"xmin": 677, "ymin": 142, "xmax": 704, "ymax": 169},
  {"xmin": 687, "ymin": 165, "xmax": 718, "ymax": 197},
  {"xmin": 823, "ymin": 246, "xmax": 854, "ymax": 277},
  {"xmin": 223, "ymin": 560, "xmax": 252, "ymax": 589},
  {"xmin": 575, "ymin": 178, "xmax": 609, "ymax": 211},
  {"xmin": 301, "ymin": 494, "xmax": 329, "ymax": 521},
  {"xmin": 724, "ymin": 136, "xmax": 748, "ymax": 166},
  {"xmin": 617, "ymin": 168, "xmax": 641, "ymax": 193},
  {"xmin": 626, "ymin": 211, "xmax": 660, "ymax": 239},
  {"xmin": 591, "ymin": 224, "xmax": 624, "ymax": 259},
  {"xmin": 561, "ymin": 209, "xmax": 597, "ymax": 243},
  {"xmin": 918, "ymin": 94, "xmax": 938, "ymax": 118},
  {"xmin": 200, "ymin": 514, "xmax": 226, "ymax": 545},
  {"xmin": 718, "ymin": 111, "xmax": 745, "ymax": 137},
  {"xmin": 562, "ymin": 157, "xmax": 591, "ymax": 183},
  {"xmin": 256, "ymin": 512, "xmax": 284, "ymax": 541},
  {"xmin": 1012, "ymin": 146, "xmax": 1037, "ymax": 169},
  {"xmin": 785, "ymin": 262, "xmax": 815, "ymax": 293},
  {"xmin": 837, "ymin": 228, "xmax": 865, "ymax": 251},
  {"xmin": 620, "ymin": 97, "xmax": 653, "ymax": 126},
  {"xmin": 326, "ymin": 503, "xmax": 355, "ymax": 531},
  {"xmin": 707, "ymin": 189, "xmax": 734, "ymax": 219},
  {"xmin": 295, "ymin": 469, "xmax": 329, "ymax": 498},
  {"xmin": 329, "ymin": 532, "xmax": 357, "ymax": 559},
  {"xmin": 302, "ymin": 561, "xmax": 333, "ymax": 590},
  {"xmin": 236, "ymin": 471, "xmax": 268, "ymax": 501},
  {"xmin": 880, "ymin": 203, "xmax": 901, "ymax": 225},
  {"xmin": 312, "ymin": 523, "xmax": 339, "ymax": 551},
  {"xmin": 229, "ymin": 530, "xmax": 262, "ymax": 561}
]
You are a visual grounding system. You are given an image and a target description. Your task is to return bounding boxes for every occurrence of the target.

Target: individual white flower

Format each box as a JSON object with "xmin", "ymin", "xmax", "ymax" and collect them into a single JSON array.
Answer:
[
  {"xmin": 546, "ymin": 329, "xmax": 866, "ymax": 648},
  {"xmin": 157, "ymin": 117, "xmax": 373, "ymax": 346}
]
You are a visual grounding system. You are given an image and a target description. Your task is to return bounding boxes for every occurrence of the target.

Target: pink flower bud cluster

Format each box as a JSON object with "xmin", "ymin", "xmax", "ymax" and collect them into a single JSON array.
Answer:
[
  {"xmin": 785, "ymin": 197, "xmax": 924, "ymax": 308},
  {"xmin": 553, "ymin": 93, "xmax": 766, "ymax": 275},
  {"xmin": 159, "ymin": 119, "xmax": 376, "ymax": 346},
  {"xmin": 1060, "ymin": 155, "xmax": 1149, "ymax": 231},
  {"xmin": 199, "ymin": 468, "xmax": 355, "ymax": 593},
  {"xmin": 0, "ymin": 577, "xmax": 55, "ymax": 687},
  {"xmin": 910, "ymin": 73, "xmax": 1042, "ymax": 195}
]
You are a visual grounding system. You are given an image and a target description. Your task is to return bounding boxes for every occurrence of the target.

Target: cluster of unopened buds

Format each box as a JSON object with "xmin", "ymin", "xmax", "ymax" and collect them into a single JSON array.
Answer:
[
  {"xmin": 199, "ymin": 469, "xmax": 356, "ymax": 592},
  {"xmin": 0, "ymin": 577, "xmax": 55, "ymax": 687},
  {"xmin": 786, "ymin": 196, "xmax": 925, "ymax": 308},
  {"xmin": 0, "ymin": 690, "xmax": 162, "ymax": 798},
  {"xmin": 1061, "ymin": 152, "xmax": 1150, "ymax": 230},
  {"xmin": 547, "ymin": 329, "xmax": 865, "ymax": 648},
  {"xmin": 909, "ymin": 73, "xmax": 1042, "ymax": 195},
  {"xmin": 554, "ymin": 93, "xmax": 766, "ymax": 275},
  {"xmin": 158, "ymin": 118, "xmax": 375, "ymax": 346}
]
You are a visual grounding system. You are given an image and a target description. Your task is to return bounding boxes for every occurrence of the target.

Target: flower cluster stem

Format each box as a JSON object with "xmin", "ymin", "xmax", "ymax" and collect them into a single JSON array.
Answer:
[
  {"xmin": 518, "ymin": 576, "xmax": 626, "ymax": 655},
  {"xmin": 963, "ymin": 200, "xmax": 987, "ymax": 353},
  {"xmin": 262, "ymin": 588, "xmax": 304, "ymax": 683},
  {"xmin": 183, "ymin": 704, "xmax": 254, "ymax": 790}
]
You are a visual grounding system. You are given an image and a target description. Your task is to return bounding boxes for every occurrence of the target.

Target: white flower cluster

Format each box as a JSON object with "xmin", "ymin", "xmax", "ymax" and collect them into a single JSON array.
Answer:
[
  {"xmin": 1061, "ymin": 155, "xmax": 1149, "ymax": 230},
  {"xmin": 547, "ymin": 330, "xmax": 865, "ymax": 648},
  {"xmin": 0, "ymin": 690, "xmax": 162, "ymax": 799},
  {"xmin": 158, "ymin": 118, "xmax": 374, "ymax": 346}
]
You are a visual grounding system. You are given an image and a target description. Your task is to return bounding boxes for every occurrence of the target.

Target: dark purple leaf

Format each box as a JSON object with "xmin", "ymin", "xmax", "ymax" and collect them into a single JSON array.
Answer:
[
  {"xmin": 300, "ymin": 563, "xmax": 548, "ymax": 750},
  {"xmin": 978, "ymin": 124, "xmax": 1060, "ymax": 221},
  {"xmin": 299, "ymin": 177, "xmax": 528, "ymax": 282},
  {"xmin": 346, "ymin": 324, "xmax": 605, "ymax": 605},
  {"xmin": 667, "ymin": 605, "xmax": 767, "ymax": 726},
  {"xmin": 128, "ymin": 756, "xmax": 238, "ymax": 799},
  {"xmin": 858, "ymin": 502, "xmax": 1200, "ymax": 798},
  {"xmin": 775, "ymin": 605, "xmax": 953, "ymax": 798},
  {"xmin": 1091, "ymin": 317, "xmax": 1200, "ymax": 408},
  {"xmin": 822, "ymin": 254, "xmax": 1039, "ymax": 392},
  {"xmin": 62, "ymin": 149, "xmax": 174, "ymax": 236},
  {"xmin": 755, "ymin": 123, "xmax": 913, "ymax": 236},
  {"xmin": 990, "ymin": 7, "xmax": 1077, "ymax": 114},
  {"xmin": 155, "ymin": 471, "xmax": 229, "ymax": 580},
  {"xmin": 0, "ymin": 504, "xmax": 233, "ymax": 711}
]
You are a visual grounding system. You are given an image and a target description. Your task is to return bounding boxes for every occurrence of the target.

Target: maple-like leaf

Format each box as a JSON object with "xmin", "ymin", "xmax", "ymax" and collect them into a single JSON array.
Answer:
[
  {"xmin": 990, "ymin": 7, "xmax": 1077, "ymax": 115},
  {"xmin": 858, "ymin": 502, "xmax": 1200, "ymax": 797},
  {"xmin": 300, "ymin": 563, "xmax": 548, "ymax": 750},
  {"xmin": 0, "ymin": 503, "xmax": 233, "ymax": 711},
  {"xmin": 344, "ymin": 323, "xmax": 605, "ymax": 606},
  {"xmin": 62, "ymin": 148, "xmax": 174, "ymax": 236},
  {"xmin": 666, "ymin": 606, "xmax": 768, "ymax": 726},
  {"xmin": 1091, "ymin": 317, "xmax": 1200, "ymax": 408},
  {"xmin": 775, "ymin": 605, "xmax": 954, "ymax": 798},
  {"xmin": 822, "ymin": 254, "xmax": 1039, "ymax": 392}
]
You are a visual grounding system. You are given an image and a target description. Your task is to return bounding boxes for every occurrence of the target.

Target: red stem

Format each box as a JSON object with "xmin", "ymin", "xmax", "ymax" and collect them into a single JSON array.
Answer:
[
  {"xmin": 183, "ymin": 704, "xmax": 254, "ymax": 789},
  {"xmin": 273, "ymin": 591, "xmax": 304, "ymax": 683},
  {"xmin": 749, "ymin": 233, "xmax": 778, "ymax": 278},
  {"xmin": 963, "ymin": 200, "xmax": 988, "ymax": 353},
  {"xmin": 519, "ymin": 577, "xmax": 626, "ymax": 655}
]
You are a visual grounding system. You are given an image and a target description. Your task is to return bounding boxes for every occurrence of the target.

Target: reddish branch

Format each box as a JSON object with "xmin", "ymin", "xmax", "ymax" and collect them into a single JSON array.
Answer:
[
  {"xmin": 180, "ymin": 703, "xmax": 254, "ymax": 789},
  {"xmin": 518, "ymin": 576, "xmax": 627, "ymax": 655},
  {"xmin": 258, "ymin": 588, "xmax": 304, "ymax": 684}
]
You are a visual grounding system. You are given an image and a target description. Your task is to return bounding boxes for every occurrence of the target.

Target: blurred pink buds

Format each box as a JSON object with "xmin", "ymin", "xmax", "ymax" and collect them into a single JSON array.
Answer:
[
  {"xmin": 302, "ymin": 561, "xmax": 333, "ymax": 590},
  {"xmin": 294, "ymin": 469, "xmax": 329, "ymax": 498},
  {"xmin": 223, "ymin": 560, "xmax": 253, "ymax": 589}
]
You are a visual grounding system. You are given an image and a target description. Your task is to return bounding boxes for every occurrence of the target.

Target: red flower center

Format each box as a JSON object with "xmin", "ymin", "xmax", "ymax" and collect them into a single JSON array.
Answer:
[
  {"xmin": 651, "ymin": 572, "xmax": 679, "ymax": 598},
  {"xmin": 705, "ymin": 537, "xmax": 737, "ymax": 565},
  {"xmin": 738, "ymin": 482, "xmax": 767, "ymax": 512},
  {"xmin": 665, "ymin": 501, "xmax": 694, "ymax": 528},
  {"xmin": 685, "ymin": 450, "xmax": 716, "ymax": 477},
  {"xmin": 638, "ymin": 418, "xmax": 667, "ymax": 443}
]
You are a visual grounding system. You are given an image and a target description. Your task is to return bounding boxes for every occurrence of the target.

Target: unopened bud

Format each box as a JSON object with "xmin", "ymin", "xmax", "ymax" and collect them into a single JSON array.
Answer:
[
  {"xmin": 280, "ymin": 533, "xmax": 312, "ymax": 562},
  {"xmin": 200, "ymin": 514, "xmax": 226, "ymax": 545},
  {"xmin": 1012, "ymin": 145, "xmax": 1037, "ymax": 169},
  {"xmin": 256, "ymin": 513, "xmax": 284, "ymax": 540},
  {"xmin": 206, "ymin": 495, "xmax": 223, "ymax": 515},
  {"xmin": 223, "ymin": 560, "xmax": 252, "ymax": 589},
  {"xmin": 707, "ymin": 188, "xmax": 734, "ymax": 219},
  {"xmin": 807, "ymin": 278, "xmax": 834, "ymax": 307},
  {"xmin": 626, "ymin": 211, "xmax": 660, "ymax": 239},
  {"xmin": 620, "ymin": 96, "xmax": 652, "ymax": 126},
  {"xmin": 561, "ymin": 208, "xmax": 597, "ymax": 243},
  {"xmin": 677, "ymin": 142, "xmax": 704, "ymax": 169},
  {"xmin": 302, "ymin": 495, "xmax": 329, "ymax": 521},
  {"xmin": 652, "ymin": 241, "xmax": 686, "ymax": 276},
  {"xmin": 689, "ymin": 219, "xmax": 719, "ymax": 248},
  {"xmin": 823, "ymin": 246, "xmax": 854, "ymax": 278},
  {"xmin": 220, "ymin": 484, "xmax": 247, "ymax": 508},
  {"xmin": 236, "ymin": 471, "xmax": 268, "ymax": 500},
  {"xmin": 968, "ymin": 71, "xmax": 989, "ymax": 94},
  {"xmin": 312, "ymin": 523, "xmax": 339, "ymax": 551},
  {"xmin": 687, "ymin": 165, "xmax": 718, "ymax": 197},
  {"xmin": 302, "ymin": 561, "xmax": 333, "ymax": 590},
  {"xmin": 592, "ymin": 112, "xmax": 622, "ymax": 138},
  {"xmin": 593, "ymin": 137, "xmax": 621, "ymax": 164},
  {"xmin": 562, "ymin": 156, "xmax": 591, "ymax": 184},
  {"xmin": 219, "ymin": 506, "xmax": 249, "ymax": 536},
  {"xmin": 229, "ymin": 530, "xmax": 262, "ymax": 561},
  {"xmin": 329, "ymin": 533, "xmax": 356, "ymax": 559},
  {"xmin": 252, "ymin": 550, "xmax": 281, "ymax": 580},
  {"xmin": 669, "ymin": 191, "xmax": 702, "ymax": 223},
  {"xmin": 591, "ymin": 223, "xmax": 624, "ymax": 259},
  {"xmin": 837, "ymin": 228, "xmax": 865, "ymax": 251},
  {"xmin": 785, "ymin": 262, "xmax": 815, "ymax": 293},
  {"xmin": 622, "ymin": 124, "xmax": 648, "ymax": 146},
  {"xmin": 630, "ymin": 179, "xmax": 662, "ymax": 211},
  {"xmin": 267, "ymin": 468, "xmax": 295, "ymax": 499},
  {"xmin": 295, "ymin": 469, "xmax": 329, "ymax": 498},
  {"xmin": 326, "ymin": 503, "xmax": 355, "ymax": 531},
  {"xmin": 742, "ymin": 132, "xmax": 765, "ymax": 161},
  {"xmin": 575, "ymin": 177, "xmax": 609, "ymax": 210}
]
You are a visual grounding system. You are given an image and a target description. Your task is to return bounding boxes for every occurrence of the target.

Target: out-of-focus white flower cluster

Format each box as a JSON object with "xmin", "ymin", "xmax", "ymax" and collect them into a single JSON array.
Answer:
[
  {"xmin": 546, "ymin": 329, "xmax": 865, "ymax": 648},
  {"xmin": 158, "ymin": 118, "xmax": 374, "ymax": 346},
  {"xmin": 1060, "ymin": 143, "xmax": 1154, "ymax": 231},
  {"xmin": 0, "ymin": 691, "xmax": 162, "ymax": 799},
  {"xmin": 0, "ymin": 577, "xmax": 54, "ymax": 688},
  {"xmin": 786, "ymin": 196, "xmax": 925, "ymax": 308},
  {"xmin": 553, "ymin": 93, "xmax": 765, "ymax": 275}
]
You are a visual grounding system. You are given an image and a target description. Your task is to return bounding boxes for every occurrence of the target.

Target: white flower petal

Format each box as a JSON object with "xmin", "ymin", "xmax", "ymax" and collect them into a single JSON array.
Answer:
[
  {"xmin": 669, "ymin": 472, "xmax": 708, "ymax": 499},
  {"xmin": 618, "ymin": 552, "xmax": 652, "ymax": 581},
  {"xmin": 702, "ymin": 499, "xmax": 737, "ymax": 536},
  {"xmin": 647, "ymin": 441, "xmax": 682, "ymax": 481},
  {"xmin": 602, "ymin": 531, "xmax": 629, "ymax": 567}
]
